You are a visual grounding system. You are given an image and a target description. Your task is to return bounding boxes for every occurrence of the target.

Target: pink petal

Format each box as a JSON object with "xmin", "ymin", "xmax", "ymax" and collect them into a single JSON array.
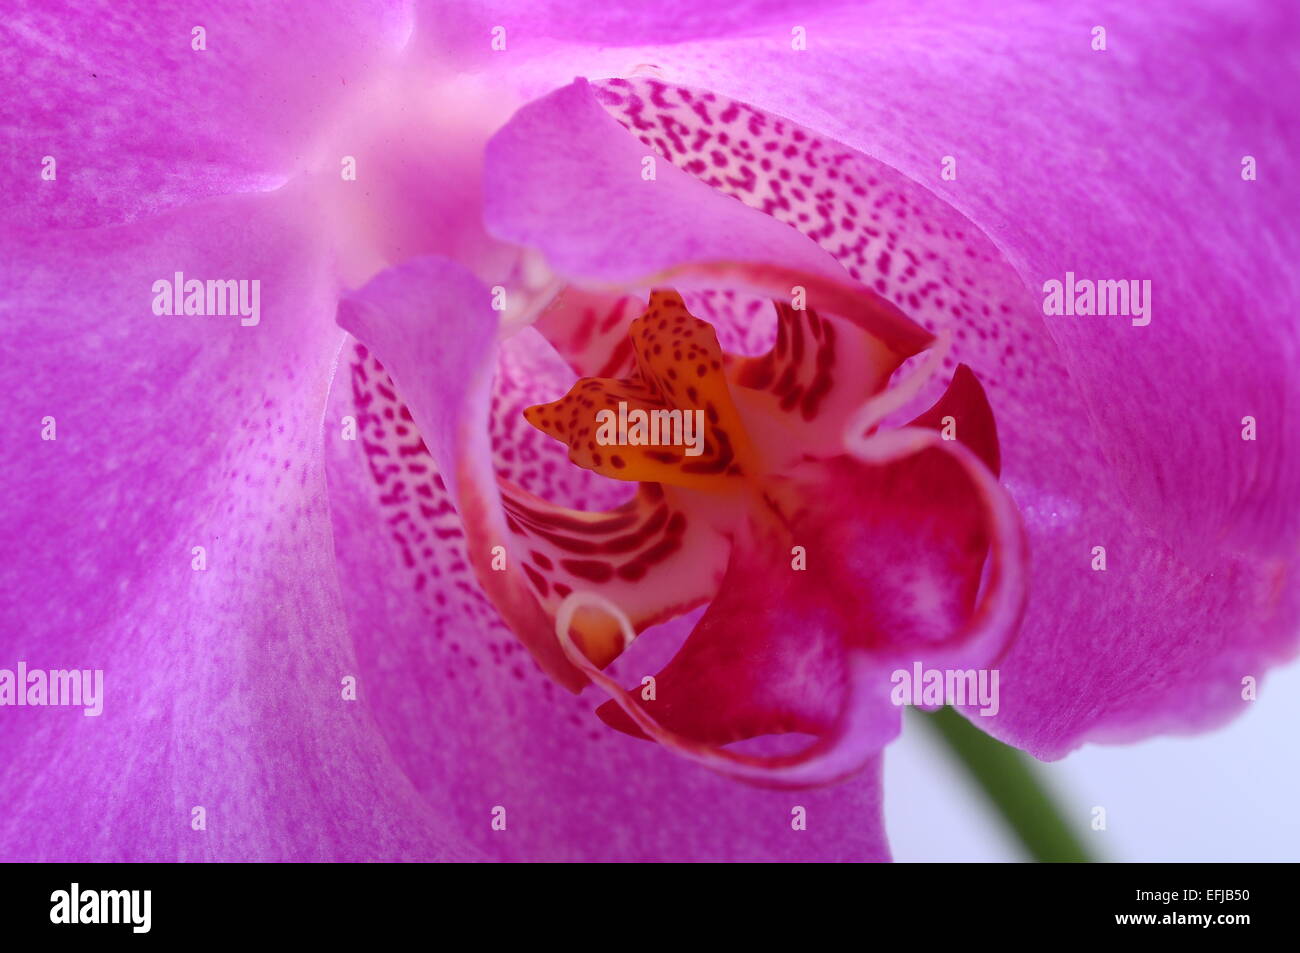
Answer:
[
  {"xmin": 3, "ymin": 1, "xmax": 409, "ymax": 229},
  {"xmin": 0, "ymin": 186, "xmax": 470, "ymax": 860},
  {"xmin": 483, "ymin": 79, "xmax": 855, "ymax": 288},
  {"xmin": 337, "ymin": 256, "xmax": 587, "ymax": 689},
  {"xmin": 419, "ymin": 0, "xmax": 844, "ymax": 47}
]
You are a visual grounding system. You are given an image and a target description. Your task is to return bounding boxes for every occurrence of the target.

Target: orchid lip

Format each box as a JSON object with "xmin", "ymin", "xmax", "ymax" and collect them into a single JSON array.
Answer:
[{"xmin": 504, "ymin": 280, "xmax": 1025, "ymax": 782}]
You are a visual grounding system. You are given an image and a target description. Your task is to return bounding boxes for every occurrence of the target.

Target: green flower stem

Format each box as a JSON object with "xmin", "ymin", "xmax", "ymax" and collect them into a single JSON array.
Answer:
[{"xmin": 914, "ymin": 706, "xmax": 1097, "ymax": 863}]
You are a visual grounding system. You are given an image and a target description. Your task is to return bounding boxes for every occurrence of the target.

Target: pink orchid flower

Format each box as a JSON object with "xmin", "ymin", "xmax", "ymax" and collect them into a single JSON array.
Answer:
[{"xmin": 2, "ymin": 1, "xmax": 1296, "ymax": 862}]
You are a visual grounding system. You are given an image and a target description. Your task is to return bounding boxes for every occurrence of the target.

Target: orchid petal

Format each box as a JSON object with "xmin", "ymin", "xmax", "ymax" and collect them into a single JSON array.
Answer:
[
  {"xmin": 485, "ymin": 79, "xmax": 855, "ymax": 287},
  {"xmin": 417, "ymin": 0, "xmax": 855, "ymax": 47},
  {"xmin": 0, "ymin": 186, "xmax": 466, "ymax": 860},
  {"xmin": 3, "ymin": 1, "xmax": 410, "ymax": 229},
  {"xmin": 337, "ymin": 256, "xmax": 588, "ymax": 689}
]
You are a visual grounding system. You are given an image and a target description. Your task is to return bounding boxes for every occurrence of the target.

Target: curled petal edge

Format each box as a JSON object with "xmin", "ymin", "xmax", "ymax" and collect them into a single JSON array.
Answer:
[
  {"xmin": 844, "ymin": 424, "xmax": 1029, "ymax": 670},
  {"xmin": 846, "ymin": 331, "xmax": 954, "ymax": 436},
  {"xmin": 555, "ymin": 592, "xmax": 897, "ymax": 789}
]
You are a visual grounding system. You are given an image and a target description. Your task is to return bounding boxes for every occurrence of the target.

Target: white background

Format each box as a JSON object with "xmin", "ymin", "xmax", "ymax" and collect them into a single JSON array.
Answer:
[{"xmin": 886, "ymin": 657, "xmax": 1300, "ymax": 862}]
